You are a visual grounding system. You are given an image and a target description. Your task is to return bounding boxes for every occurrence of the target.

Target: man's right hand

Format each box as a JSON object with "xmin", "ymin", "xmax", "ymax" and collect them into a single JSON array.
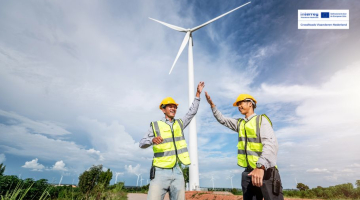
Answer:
[
  {"xmin": 205, "ymin": 92, "xmax": 216, "ymax": 108},
  {"xmin": 152, "ymin": 136, "xmax": 163, "ymax": 145}
]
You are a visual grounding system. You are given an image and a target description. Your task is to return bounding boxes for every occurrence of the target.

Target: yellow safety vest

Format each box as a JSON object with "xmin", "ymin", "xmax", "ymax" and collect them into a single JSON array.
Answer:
[
  {"xmin": 151, "ymin": 119, "xmax": 191, "ymax": 168},
  {"xmin": 237, "ymin": 114, "xmax": 272, "ymax": 168}
]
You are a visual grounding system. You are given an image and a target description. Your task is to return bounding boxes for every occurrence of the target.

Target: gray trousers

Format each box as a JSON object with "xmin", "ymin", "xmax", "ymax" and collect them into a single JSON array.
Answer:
[
  {"xmin": 241, "ymin": 167, "xmax": 284, "ymax": 200},
  {"xmin": 147, "ymin": 165, "xmax": 185, "ymax": 200}
]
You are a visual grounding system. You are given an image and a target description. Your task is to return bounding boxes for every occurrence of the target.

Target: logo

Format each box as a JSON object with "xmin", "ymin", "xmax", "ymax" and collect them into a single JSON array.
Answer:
[
  {"xmin": 300, "ymin": 12, "xmax": 319, "ymax": 18},
  {"xmin": 321, "ymin": 12, "xmax": 329, "ymax": 18},
  {"xmin": 298, "ymin": 9, "xmax": 349, "ymax": 29}
]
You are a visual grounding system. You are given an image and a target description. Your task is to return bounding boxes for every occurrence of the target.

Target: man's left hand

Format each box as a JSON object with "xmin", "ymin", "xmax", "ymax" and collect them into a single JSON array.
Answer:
[
  {"xmin": 248, "ymin": 168, "xmax": 264, "ymax": 187},
  {"xmin": 196, "ymin": 82, "xmax": 205, "ymax": 97}
]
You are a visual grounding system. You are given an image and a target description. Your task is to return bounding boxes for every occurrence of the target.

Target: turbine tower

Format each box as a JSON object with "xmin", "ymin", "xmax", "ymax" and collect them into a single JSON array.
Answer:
[
  {"xmin": 135, "ymin": 173, "xmax": 141, "ymax": 187},
  {"xmin": 210, "ymin": 176, "xmax": 215, "ymax": 190},
  {"xmin": 149, "ymin": 2, "xmax": 251, "ymax": 190},
  {"xmin": 140, "ymin": 176, "xmax": 144, "ymax": 187},
  {"xmin": 227, "ymin": 174, "xmax": 235, "ymax": 189},
  {"xmin": 115, "ymin": 172, "xmax": 124, "ymax": 184},
  {"xmin": 58, "ymin": 175, "xmax": 63, "ymax": 186}
]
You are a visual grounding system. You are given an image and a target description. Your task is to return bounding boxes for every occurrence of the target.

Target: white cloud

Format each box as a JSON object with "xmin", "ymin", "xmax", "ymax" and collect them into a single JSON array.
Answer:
[
  {"xmin": 350, "ymin": 163, "xmax": 360, "ymax": 168},
  {"xmin": 52, "ymin": 160, "xmax": 67, "ymax": 171},
  {"xmin": 124, "ymin": 164, "xmax": 143, "ymax": 175},
  {"xmin": 0, "ymin": 121, "xmax": 106, "ymax": 173},
  {"xmin": 0, "ymin": 154, "xmax": 5, "ymax": 163},
  {"xmin": 306, "ymin": 168, "xmax": 330, "ymax": 174},
  {"xmin": 86, "ymin": 149, "xmax": 104, "ymax": 161},
  {"xmin": 22, "ymin": 158, "xmax": 45, "ymax": 171},
  {"xmin": 0, "ymin": 110, "xmax": 70, "ymax": 136}
]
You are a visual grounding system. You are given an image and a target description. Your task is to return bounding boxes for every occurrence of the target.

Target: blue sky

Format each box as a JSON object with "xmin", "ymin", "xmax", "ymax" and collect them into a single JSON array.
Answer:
[{"xmin": 1, "ymin": 0, "xmax": 360, "ymax": 189}]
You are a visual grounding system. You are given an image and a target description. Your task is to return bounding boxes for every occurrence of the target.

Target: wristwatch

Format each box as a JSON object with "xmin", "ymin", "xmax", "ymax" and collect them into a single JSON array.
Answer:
[{"xmin": 256, "ymin": 163, "xmax": 265, "ymax": 170}]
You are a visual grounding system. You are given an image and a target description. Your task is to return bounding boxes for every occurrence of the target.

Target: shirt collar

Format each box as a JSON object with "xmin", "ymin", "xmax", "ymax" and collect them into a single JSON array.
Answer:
[
  {"xmin": 161, "ymin": 117, "xmax": 175, "ymax": 124},
  {"xmin": 244, "ymin": 113, "xmax": 257, "ymax": 122}
]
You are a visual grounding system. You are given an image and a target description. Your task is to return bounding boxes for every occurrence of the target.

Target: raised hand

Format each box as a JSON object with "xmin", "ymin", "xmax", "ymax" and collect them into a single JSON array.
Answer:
[
  {"xmin": 205, "ymin": 92, "xmax": 215, "ymax": 108},
  {"xmin": 196, "ymin": 82, "xmax": 205, "ymax": 97}
]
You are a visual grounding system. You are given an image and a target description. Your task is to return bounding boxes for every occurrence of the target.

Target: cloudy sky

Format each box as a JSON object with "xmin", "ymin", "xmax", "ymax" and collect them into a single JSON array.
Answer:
[{"xmin": 1, "ymin": 0, "xmax": 360, "ymax": 189}]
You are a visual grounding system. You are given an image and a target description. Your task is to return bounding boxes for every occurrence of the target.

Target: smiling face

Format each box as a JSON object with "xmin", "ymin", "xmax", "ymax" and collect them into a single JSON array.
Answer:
[
  {"xmin": 161, "ymin": 104, "xmax": 177, "ymax": 120},
  {"xmin": 237, "ymin": 101, "xmax": 253, "ymax": 116}
]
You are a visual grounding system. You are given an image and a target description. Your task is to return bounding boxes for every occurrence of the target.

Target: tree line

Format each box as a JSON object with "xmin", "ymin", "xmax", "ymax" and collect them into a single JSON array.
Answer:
[
  {"xmin": 282, "ymin": 181, "xmax": 360, "ymax": 199},
  {"xmin": 2, "ymin": 162, "xmax": 360, "ymax": 199},
  {"xmin": 0, "ymin": 163, "xmax": 126, "ymax": 200}
]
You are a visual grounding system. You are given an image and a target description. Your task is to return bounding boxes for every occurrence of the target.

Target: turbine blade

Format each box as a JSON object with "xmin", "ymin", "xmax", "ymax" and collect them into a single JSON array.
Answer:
[
  {"xmin": 169, "ymin": 32, "xmax": 190, "ymax": 74},
  {"xmin": 191, "ymin": 1, "xmax": 251, "ymax": 32},
  {"xmin": 149, "ymin": 17, "xmax": 187, "ymax": 32}
]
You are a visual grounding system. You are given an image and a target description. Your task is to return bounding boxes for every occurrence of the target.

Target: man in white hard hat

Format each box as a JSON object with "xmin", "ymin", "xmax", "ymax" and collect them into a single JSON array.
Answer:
[
  {"xmin": 140, "ymin": 82, "xmax": 205, "ymax": 200},
  {"xmin": 205, "ymin": 92, "xmax": 284, "ymax": 200}
]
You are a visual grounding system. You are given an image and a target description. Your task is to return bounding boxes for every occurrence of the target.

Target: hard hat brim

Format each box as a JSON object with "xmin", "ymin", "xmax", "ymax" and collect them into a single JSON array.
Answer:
[{"xmin": 159, "ymin": 103, "xmax": 179, "ymax": 109}]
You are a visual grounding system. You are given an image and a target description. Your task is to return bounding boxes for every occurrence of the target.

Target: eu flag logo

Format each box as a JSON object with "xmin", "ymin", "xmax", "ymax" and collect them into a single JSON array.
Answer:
[{"xmin": 321, "ymin": 12, "xmax": 329, "ymax": 18}]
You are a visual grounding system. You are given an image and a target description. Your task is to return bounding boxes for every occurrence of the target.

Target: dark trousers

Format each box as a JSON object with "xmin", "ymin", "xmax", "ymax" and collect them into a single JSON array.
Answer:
[{"xmin": 241, "ymin": 167, "xmax": 284, "ymax": 200}]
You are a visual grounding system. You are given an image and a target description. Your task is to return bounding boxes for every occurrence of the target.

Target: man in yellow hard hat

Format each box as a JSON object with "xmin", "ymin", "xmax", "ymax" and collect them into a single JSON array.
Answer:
[
  {"xmin": 140, "ymin": 82, "xmax": 205, "ymax": 200},
  {"xmin": 205, "ymin": 92, "xmax": 284, "ymax": 200}
]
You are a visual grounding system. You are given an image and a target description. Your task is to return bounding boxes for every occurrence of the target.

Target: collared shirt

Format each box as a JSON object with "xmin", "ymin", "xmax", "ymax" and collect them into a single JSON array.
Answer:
[
  {"xmin": 139, "ymin": 97, "xmax": 200, "ymax": 148},
  {"xmin": 211, "ymin": 107, "xmax": 278, "ymax": 170}
]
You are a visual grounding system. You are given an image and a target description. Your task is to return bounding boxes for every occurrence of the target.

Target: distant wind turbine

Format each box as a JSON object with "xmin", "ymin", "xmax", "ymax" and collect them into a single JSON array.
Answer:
[
  {"xmin": 115, "ymin": 172, "xmax": 124, "ymax": 184},
  {"xmin": 58, "ymin": 175, "xmax": 63, "ymax": 186},
  {"xmin": 227, "ymin": 174, "xmax": 235, "ymax": 189},
  {"xmin": 140, "ymin": 176, "xmax": 144, "ymax": 187},
  {"xmin": 149, "ymin": 1, "xmax": 251, "ymax": 190},
  {"xmin": 135, "ymin": 173, "xmax": 141, "ymax": 187},
  {"xmin": 210, "ymin": 176, "xmax": 215, "ymax": 190}
]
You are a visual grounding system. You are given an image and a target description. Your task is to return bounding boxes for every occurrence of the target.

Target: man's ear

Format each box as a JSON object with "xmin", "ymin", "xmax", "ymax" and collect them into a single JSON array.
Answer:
[{"xmin": 161, "ymin": 108, "xmax": 166, "ymax": 114}]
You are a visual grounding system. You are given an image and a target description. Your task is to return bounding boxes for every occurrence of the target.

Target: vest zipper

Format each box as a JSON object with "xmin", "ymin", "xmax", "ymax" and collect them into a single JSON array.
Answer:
[
  {"xmin": 167, "ymin": 122, "xmax": 179, "ymax": 168},
  {"xmin": 244, "ymin": 128, "xmax": 251, "ymax": 168},
  {"xmin": 243, "ymin": 116, "xmax": 256, "ymax": 168}
]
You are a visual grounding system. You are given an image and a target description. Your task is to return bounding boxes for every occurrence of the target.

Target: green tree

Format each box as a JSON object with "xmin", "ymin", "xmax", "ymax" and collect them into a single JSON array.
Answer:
[
  {"xmin": 0, "ymin": 163, "xmax": 5, "ymax": 176},
  {"xmin": 296, "ymin": 183, "xmax": 309, "ymax": 191},
  {"xmin": 99, "ymin": 168, "xmax": 113, "ymax": 188},
  {"xmin": 356, "ymin": 180, "xmax": 360, "ymax": 188},
  {"xmin": 78, "ymin": 165, "xmax": 103, "ymax": 194}
]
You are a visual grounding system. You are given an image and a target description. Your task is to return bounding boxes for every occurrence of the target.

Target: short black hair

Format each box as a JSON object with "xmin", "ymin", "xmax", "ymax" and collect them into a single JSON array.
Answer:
[{"xmin": 161, "ymin": 104, "xmax": 178, "ymax": 109}]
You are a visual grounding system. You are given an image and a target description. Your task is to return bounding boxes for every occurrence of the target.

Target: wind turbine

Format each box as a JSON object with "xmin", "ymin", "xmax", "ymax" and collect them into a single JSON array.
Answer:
[
  {"xmin": 149, "ymin": 2, "xmax": 251, "ymax": 190},
  {"xmin": 58, "ymin": 175, "xmax": 63, "ymax": 186},
  {"xmin": 135, "ymin": 173, "xmax": 141, "ymax": 187},
  {"xmin": 227, "ymin": 174, "xmax": 235, "ymax": 189},
  {"xmin": 210, "ymin": 176, "xmax": 215, "ymax": 190},
  {"xmin": 115, "ymin": 172, "xmax": 124, "ymax": 184},
  {"xmin": 140, "ymin": 176, "xmax": 144, "ymax": 187}
]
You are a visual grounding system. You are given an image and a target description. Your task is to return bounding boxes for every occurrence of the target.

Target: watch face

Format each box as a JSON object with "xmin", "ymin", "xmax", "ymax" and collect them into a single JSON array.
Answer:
[{"xmin": 256, "ymin": 163, "xmax": 262, "ymax": 168}]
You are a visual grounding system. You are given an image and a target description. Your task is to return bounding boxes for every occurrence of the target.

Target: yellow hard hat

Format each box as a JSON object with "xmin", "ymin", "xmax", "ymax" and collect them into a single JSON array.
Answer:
[
  {"xmin": 233, "ymin": 94, "xmax": 257, "ymax": 106},
  {"xmin": 159, "ymin": 97, "xmax": 178, "ymax": 109}
]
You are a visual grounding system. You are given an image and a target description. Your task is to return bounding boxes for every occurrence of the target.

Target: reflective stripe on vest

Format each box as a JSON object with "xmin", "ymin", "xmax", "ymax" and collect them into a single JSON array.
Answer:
[
  {"xmin": 151, "ymin": 119, "xmax": 191, "ymax": 168},
  {"xmin": 237, "ymin": 114, "xmax": 272, "ymax": 168}
]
